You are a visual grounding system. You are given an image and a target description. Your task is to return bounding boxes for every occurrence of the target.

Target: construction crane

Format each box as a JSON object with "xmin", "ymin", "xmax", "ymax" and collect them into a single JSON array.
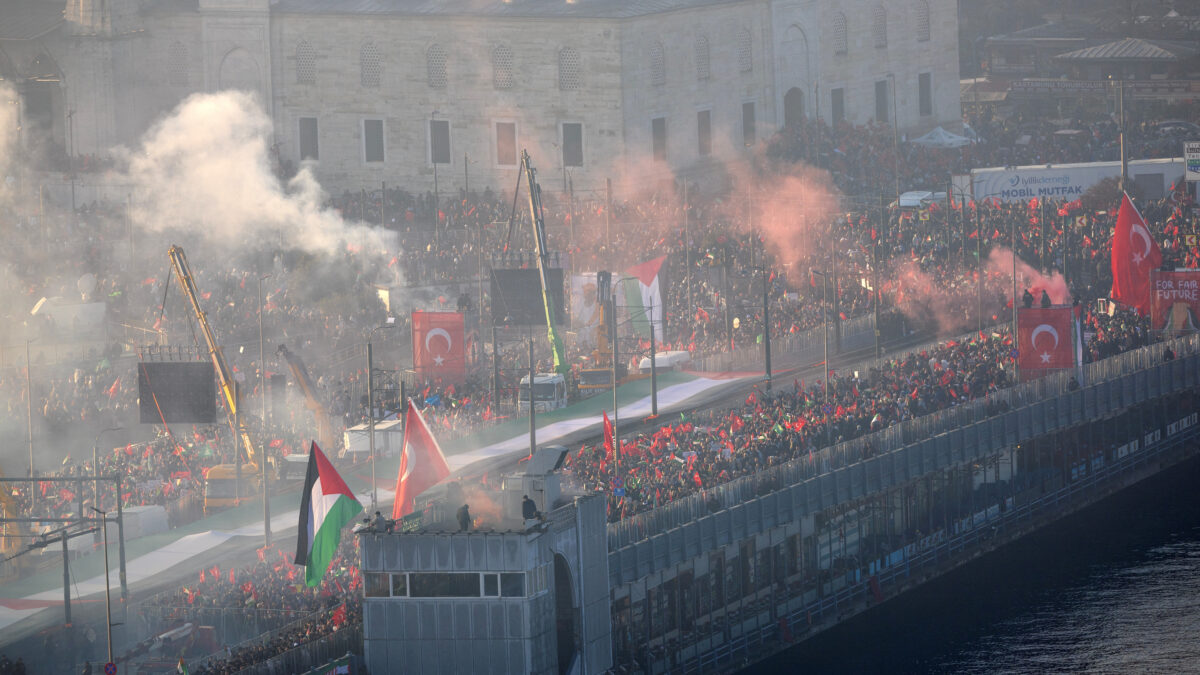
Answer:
[
  {"xmin": 276, "ymin": 344, "xmax": 336, "ymax": 454},
  {"xmin": 166, "ymin": 245, "xmax": 265, "ymax": 510}
]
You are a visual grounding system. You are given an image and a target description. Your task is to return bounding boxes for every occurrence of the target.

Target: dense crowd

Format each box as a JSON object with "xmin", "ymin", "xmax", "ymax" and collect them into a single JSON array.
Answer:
[{"xmin": 1, "ymin": 93, "xmax": 1198, "ymax": 672}]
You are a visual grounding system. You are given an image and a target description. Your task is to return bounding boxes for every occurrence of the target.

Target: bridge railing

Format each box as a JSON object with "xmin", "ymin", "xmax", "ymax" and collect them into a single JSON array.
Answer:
[{"xmin": 607, "ymin": 331, "xmax": 1200, "ymax": 551}]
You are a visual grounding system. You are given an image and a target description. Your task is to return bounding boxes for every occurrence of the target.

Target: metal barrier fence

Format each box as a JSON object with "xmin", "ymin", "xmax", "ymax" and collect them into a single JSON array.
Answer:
[
  {"xmin": 608, "ymin": 331, "xmax": 1200, "ymax": 551},
  {"xmin": 667, "ymin": 411, "xmax": 1200, "ymax": 674},
  {"xmin": 229, "ymin": 625, "xmax": 363, "ymax": 675},
  {"xmin": 189, "ymin": 605, "xmax": 333, "ymax": 671},
  {"xmin": 130, "ymin": 604, "xmax": 317, "ymax": 651}
]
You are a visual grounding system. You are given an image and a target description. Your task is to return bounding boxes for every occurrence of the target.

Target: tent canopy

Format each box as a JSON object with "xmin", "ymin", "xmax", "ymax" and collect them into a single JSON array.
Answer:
[{"xmin": 911, "ymin": 126, "xmax": 974, "ymax": 149}]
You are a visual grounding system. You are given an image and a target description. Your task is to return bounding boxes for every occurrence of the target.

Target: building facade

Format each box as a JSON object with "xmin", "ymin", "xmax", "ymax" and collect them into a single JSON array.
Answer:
[{"xmin": 2, "ymin": 0, "xmax": 960, "ymax": 194}]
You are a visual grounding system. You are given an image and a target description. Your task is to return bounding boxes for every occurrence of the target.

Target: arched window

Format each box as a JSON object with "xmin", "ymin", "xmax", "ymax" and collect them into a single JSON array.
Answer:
[
  {"xmin": 167, "ymin": 42, "xmax": 188, "ymax": 87},
  {"xmin": 649, "ymin": 42, "xmax": 666, "ymax": 86},
  {"xmin": 426, "ymin": 44, "xmax": 447, "ymax": 89},
  {"xmin": 695, "ymin": 35, "xmax": 710, "ymax": 81},
  {"xmin": 832, "ymin": 13, "xmax": 848, "ymax": 55},
  {"xmin": 915, "ymin": 0, "xmax": 931, "ymax": 42},
  {"xmin": 492, "ymin": 44, "xmax": 514, "ymax": 89},
  {"xmin": 736, "ymin": 28, "xmax": 753, "ymax": 73},
  {"xmin": 360, "ymin": 41, "xmax": 381, "ymax": 87},
  {"xmin": 558, "ymin": 47, "xmax": 581, "ymax": 90},
  {"xmin": 872, "ymin": 5, "xmax": 888, "ymax": 49},
  {"xmin": 296, "ymin": 41, "xmax": 315, "ymax": 84}
]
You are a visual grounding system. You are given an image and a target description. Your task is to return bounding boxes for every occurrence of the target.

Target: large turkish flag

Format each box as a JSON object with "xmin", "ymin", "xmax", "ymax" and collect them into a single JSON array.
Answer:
[
  {"xmin": 412, "ymin": 311, "xmax": 466, "ymax": 382},
  {"xmin": 1017, "ymin": 306, "xmax": 1075, "ymax": 380},
  {"xmin": 1111, "ymin": 192, "xmax": 1162, "ymax": 315}
]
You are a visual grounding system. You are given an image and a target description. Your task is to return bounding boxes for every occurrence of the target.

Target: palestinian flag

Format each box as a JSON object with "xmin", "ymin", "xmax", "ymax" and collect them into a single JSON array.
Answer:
[
  {"xmin": 295, "ymin": 441, "xmax": 362, "ymax": 587},
  {"xmin": 623, "ymin": 255, "xmax": 667, "ymax": 339}
]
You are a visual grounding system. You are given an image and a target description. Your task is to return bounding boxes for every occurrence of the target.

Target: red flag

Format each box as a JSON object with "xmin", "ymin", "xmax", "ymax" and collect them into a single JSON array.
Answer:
[
  {"xmin": 229, "ymin": 568, "xmax": 236, "ymax": 584},
  {"xmin": 1017, "ymin": 306, "xmax": 1076, "ymax": 379},
  {"xmin": 331, "ymin": 603, "xmax": 347, "ymax": 627},
  {"xmin": 692, "ymin": 471, "xmax": 703, "ymax": 488},
  {"xmin": 411, "ymin": 311, "xmax": 467, "ymax": 381},
  {"xmin": 198, "ymin": 569, "xmax": 206, "ymax": 584},
  {"xmin": 392, "ymin": 401, "xmax": 451, "ymax": 519},
  {"xmin": 106, "ymin": 377, "xmax": 121, "ymax": 399},
  {"xmin": 1111, "ymin": 192, "xmax": 1161, "ymax": 314},
  {"xmin": 603, "ymin": 411, "xmax": 615, "ymax": 460},
  {"xmin": 210, "ymin": 565, "xmax": 220, "ymax": 580}
]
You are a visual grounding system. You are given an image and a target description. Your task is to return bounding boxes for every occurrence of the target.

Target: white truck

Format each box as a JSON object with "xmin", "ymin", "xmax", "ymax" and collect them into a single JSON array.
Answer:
[
  {"xmin": 971, "ymin": 157, "xmax": 1186, "ymax": 203},
  {"xmin": 519, "ymin": 373, "xmax": 568, "ymax": 413}
]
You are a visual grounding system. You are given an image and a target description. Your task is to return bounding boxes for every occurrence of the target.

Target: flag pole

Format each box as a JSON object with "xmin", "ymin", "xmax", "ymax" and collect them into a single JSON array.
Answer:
[{"xmin": 529, "ymin": 328, "xmax": 536, "ymax": 457}]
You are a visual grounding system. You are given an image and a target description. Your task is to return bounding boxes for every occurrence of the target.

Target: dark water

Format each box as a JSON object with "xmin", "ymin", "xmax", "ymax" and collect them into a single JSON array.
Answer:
[{"xmin": 758, "ymin": 452, "xmax": 1200, "ymax": 674}]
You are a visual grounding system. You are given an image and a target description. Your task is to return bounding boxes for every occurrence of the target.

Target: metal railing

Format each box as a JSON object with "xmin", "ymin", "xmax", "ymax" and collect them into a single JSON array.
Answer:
[
  {"xmin": 667, "ymin": 412, "xmax": 1199, "ymax": 674},
  {"xmin": 608, "ymin": 331, "xmax": 1200, "ymax": 550}
]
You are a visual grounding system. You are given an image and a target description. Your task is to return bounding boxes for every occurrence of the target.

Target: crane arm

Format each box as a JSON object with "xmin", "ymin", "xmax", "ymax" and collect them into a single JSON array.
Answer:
[
  {"xmin": 520, "ymin": 150, "xmax": 567, "ymax": 374},
  {"xmin": 277, "ymin": 345, "xmax": 335, "ymax": 452},
  {"xmin": 166, "ymin": 245, "xmax": 259, "ymax": 467}
]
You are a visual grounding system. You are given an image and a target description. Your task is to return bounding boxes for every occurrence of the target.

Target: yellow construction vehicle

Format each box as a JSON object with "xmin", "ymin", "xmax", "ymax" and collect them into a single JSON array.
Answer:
[
  {"xmin": 276, "ymin": 344, "xmax": 337, "ymax": 454},
  {"xmin": 166, "ymin": 245, "xmax": 268, "ymax": 512}
]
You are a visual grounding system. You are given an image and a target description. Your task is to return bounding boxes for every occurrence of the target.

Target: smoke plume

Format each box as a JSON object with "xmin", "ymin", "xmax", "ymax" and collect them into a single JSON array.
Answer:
[
  {"xmin": 120, "ymin": 91, "xmax": 397, "ymax": 257},
  {"xmin": 986, "ymin": 248, "xmax": 1070, "ymax": 305}
]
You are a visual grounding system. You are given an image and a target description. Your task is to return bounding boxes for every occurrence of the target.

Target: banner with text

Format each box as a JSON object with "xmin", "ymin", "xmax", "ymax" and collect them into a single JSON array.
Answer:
[{"xmin": 1151, "ymin": 270, "xmax": 1200, "ymax": 334}]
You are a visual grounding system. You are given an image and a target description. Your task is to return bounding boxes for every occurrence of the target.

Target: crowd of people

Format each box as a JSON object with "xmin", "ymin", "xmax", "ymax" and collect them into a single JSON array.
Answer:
[{"xmin": 1, "ymin": 95, "xmax": 1198, "ymax": 672}]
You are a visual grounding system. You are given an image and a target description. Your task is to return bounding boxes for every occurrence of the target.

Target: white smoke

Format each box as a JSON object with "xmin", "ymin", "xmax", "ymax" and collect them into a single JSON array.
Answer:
[{"xmin": 120, "ymin": 90, "xmax": 396, "ymax": 256}]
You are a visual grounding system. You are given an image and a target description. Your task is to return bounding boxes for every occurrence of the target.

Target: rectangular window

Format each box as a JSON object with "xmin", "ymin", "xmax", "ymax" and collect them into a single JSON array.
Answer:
[
  {"xmin": 391, "ymin": 573, "xmax": 408, "ymax": 597},
  {"xmin": 298, "ymin": 117, "xmax": 319, "ymax": 161},
  {"xmin": 496, "ymin": 122, "xmax": 517, "ymax": 166},
  {"xmin": 697, "ymin": 110, "xmax": 711, "ymax": 157},
  {"xmin": 363, "ymin": 119, "xmax": 384, "ymax": 163},
  {"xmin": 364, "ymin": 572, "xmax": 390, "ymax": 597},
  {"xmin": 500, "ymin": 572, "xmax": 526, "ymax": 597},
  {"xmin": 875, "ymin": 81, "xmax": 889, "ymax": 123},
  {"xmin": 651, "ymin": 117, "xmax": 667, "ymax": 162},
  {"xmin": 919, "ymin": 72, "xmax": 933, "ymax": 117},
  {"xmin": 831, "ymin": 88, "xmax": 845, "ymax": 125},
  {"xmin": 562, "ymin": 123, "xmax": 584, "ymax": 167},
  {"xmin": 409, "ymin": 572, "xmax": 481, "ymax": 598},
  {"xmin": 742, "ymin": 102, "xmax": 756, "ymax": 148},
  {"xmin": 483, "ymin": 573, "xmax": 499, "ymax": 597},
  {"xmin": 430, "ymin": 119, "xmax": 451, "ymax": 165}
]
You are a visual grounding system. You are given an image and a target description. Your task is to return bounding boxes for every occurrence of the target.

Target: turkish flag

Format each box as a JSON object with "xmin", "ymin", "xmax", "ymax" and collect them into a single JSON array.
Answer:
[
  {"xmin": 1111, "ymin": 192, "xmax": 1162, "ymax": 315},
  {"xmin": 392, "ymin": 401, "xmax": 450, "ymax": 519},
  {"xmin": 1017, "ymin": 306, "xmax": 1075, "ymax": 380},
  {"xmin": 412, "ymin": 311, "xmax": 466, "ymax": 382},
  {"xmin": 603, "ymin": 411, "xmax": 615, "ymax": 460}
]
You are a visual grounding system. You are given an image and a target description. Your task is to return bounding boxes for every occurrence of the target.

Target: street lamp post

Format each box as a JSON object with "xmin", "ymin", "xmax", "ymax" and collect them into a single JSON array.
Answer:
[
  {"xmin": 812, "ymin": 268, "xmax": 831, "ymax": 449},
  {"xmin": 368, "ymin": 321, "xmax": 396, "ymax": 510},
  {"xmin": 26, "ymin": 339, "xmax": 34, "ymax": 509},
  {"xmin": 257, "ymin": 274, "xmax": 271, "ymax": 547},
  {"xmin": 89, "ymin": 507, "xmax": 114, "ymax": 667},
  {"xmin": 431, "ymin": 111, "xmax": 441, "ymax": 246},
  {"xmin": 886, "ymin": 72, "xmax": 900, "ymax": 198}
]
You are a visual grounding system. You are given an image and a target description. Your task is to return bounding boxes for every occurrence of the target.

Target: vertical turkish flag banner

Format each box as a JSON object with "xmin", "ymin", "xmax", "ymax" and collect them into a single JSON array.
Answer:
[
  {"xmin": 412, "ymin": 311, "xmax": 466, "ymax": 382},
  {"xmin": 1150, "ymin": 270, "xmax": 1200, "ymax": 334},
  {"xmin": 1018, "ymin": 306, "xmax": 1075, "ymax": 381},
  {"xmin": 1111, "ymin": 192, "xmax": 1162, "ymax": 315}
]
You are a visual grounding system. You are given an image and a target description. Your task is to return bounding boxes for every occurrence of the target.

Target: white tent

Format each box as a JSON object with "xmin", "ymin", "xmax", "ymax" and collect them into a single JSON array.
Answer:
[{"xmin": 911, "ymin": 126, "xmax": 974, "ymax": 149}]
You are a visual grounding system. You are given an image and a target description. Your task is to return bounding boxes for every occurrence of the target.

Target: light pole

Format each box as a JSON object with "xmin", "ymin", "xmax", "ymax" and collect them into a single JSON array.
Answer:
[
  {"xmin": 812, "ymin": 268, "xmax": 831, "ymax": 450},
  {"xmin": 367, "ymin": 320, "xmax": 396, "ymax": 510},
  {"xmin": 92, "ymin": 427, "xmax": 122, "ymax": 512},
  {"xmin": 257, "ymin": 274, "xmax": 271, "ymax": 546},
  {"xmin": 430, "ymin": 111, "xmax": 441, "ymax": 245},
  {"xmin": 89, "ymin": 506, "xmax": 114, "ymax": 667},
  {"xmin": 26, "ymin": 339, "xmax": 34, "ymax": 508}
]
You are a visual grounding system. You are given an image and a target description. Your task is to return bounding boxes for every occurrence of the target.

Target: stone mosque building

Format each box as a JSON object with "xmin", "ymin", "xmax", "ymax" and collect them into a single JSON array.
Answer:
[{"xmin": 2, "ymin": 0, "xmax": 960, "ymax": 194}]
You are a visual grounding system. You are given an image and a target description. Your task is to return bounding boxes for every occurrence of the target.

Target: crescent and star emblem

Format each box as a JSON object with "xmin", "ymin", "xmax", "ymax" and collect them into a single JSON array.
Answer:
[
  {"xmin": 1031, "ymin": 323, "xmax": 1060, "ymax": 364},
  {"xmin": 424, "ymin": 328, "xmax": 453, "ymax": 366},
  {"xmin": 400, "ymin": 441, "xmax": 413, "ymax": 482},
  {"xmin": 1130, "ymin": 223, "xmax": 1153, "ymax": 265}
]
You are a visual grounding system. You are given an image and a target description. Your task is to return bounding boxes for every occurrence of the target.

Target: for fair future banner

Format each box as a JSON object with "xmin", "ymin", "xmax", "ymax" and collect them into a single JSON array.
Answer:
[{"xmin": 1151, "ymin": 270, "xmax": 1200, "ymax": 334}]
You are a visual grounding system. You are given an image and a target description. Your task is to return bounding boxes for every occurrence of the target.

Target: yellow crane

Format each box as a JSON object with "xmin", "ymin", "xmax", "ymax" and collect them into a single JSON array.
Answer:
[
  {"xmin": 277, "ymin": 344, "xmax": 337, "ymax": 454},
  {"xmin": 166, "ymin": 245, "xmax": 266, "ymax": 511}
]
